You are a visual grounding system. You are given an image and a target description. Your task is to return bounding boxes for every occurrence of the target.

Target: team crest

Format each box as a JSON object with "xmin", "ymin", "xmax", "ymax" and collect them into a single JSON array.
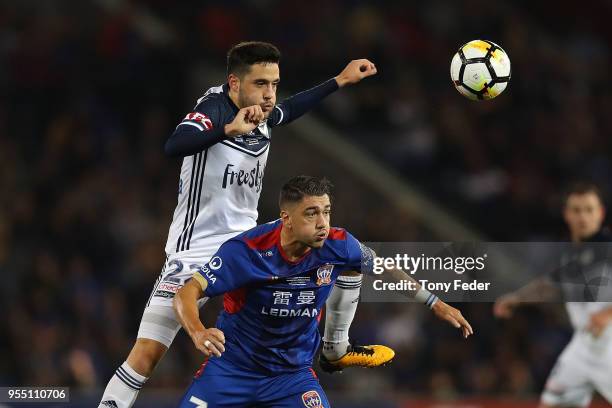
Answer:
[
  {"xmin": 316, "ymin": 264, "xmax": 334, "ymax": 286},
  {"xmin": 301, "ymin": 390, "xmax": 323, "ymax": 408}
]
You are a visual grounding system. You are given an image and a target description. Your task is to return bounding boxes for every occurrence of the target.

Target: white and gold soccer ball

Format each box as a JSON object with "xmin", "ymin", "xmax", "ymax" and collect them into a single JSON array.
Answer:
[{"xmin": 450, "ymin": 40, "xmax": 511, "ymax": 100}]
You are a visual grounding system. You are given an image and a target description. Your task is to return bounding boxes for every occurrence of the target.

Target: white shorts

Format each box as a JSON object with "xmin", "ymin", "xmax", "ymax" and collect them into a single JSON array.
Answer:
[
  {"xmin": 541, "ymin": 329, "xmax": 612, "ymax": 407},
  {"xmin": 136, "ymin": 252, "xmax": 214, "ymax": 348}
]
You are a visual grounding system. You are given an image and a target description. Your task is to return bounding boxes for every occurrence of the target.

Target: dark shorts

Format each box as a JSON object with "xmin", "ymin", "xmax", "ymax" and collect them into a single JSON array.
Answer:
[{"xmin": 177, "ymin": 357, "xmax": 330, "ymax": 408}]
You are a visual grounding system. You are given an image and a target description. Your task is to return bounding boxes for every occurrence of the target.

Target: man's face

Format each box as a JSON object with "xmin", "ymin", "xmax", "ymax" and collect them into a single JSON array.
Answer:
[
  {"xmin": 235, "ymin": 63, "xmax": 279, "ymax": 119},
  {"xmin": 563, "ymin": 192, "xmax": 605, "ymax": 240},
  {"xmin": 283, "ymin": 194, "xmax": 331, "ymax": 249}
]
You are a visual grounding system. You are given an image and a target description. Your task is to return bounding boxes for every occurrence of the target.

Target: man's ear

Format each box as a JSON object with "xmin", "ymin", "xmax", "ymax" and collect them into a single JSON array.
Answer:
[
  {"xmin": 280, "ymin": 210, "xmax": 291, "ymax": 228},
  {"xmin": 228, "ymin": 73, "xmax": 240, "ymax": 93}
]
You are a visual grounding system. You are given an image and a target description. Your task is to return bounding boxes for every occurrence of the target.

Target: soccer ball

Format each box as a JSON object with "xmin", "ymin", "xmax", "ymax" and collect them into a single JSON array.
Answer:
[{"xmin": 450, "ymin": 40, "xmax": 511, "ymax": 100}]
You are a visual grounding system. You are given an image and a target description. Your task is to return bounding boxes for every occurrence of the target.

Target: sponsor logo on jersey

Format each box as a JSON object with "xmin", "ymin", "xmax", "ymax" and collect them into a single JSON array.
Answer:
[
  {"xmin": 154, "ymin": 290, "xmax": 176, "ymax": 299},
  {"xmin": 209, "ymin": 256, "xmax": 222, "ymax": 270},
  {"xmin": 316, "ymin": 264, "xmax": 334, "ymax": 286},
  {"xmin": 183, "ymin": 112, "xmax": 213, "ymax": 130},
  {"xmin": 260, "ymin": 250, "xmax": 274, "ymax": 257},
  {"xmin": 198, "ymin": 265, "xmax": 217, "ymax": 285},
  {"xmin": 261, "ymin": 307, "xmax": 319, "ymax": 318},
  {"xmin": 157, "ymin": 282, "xmax": 180, "ymax": 293},
  {"xmin": 234, "ymin": 136, "xmax": 261, "ymax": 145},
  {"xmin": 222, "ymin": 160, "xmax": 265, "ymax": 192},
  {"xmin": 302, "ymin": 390, "xmax": 323, "ymax": 408}
]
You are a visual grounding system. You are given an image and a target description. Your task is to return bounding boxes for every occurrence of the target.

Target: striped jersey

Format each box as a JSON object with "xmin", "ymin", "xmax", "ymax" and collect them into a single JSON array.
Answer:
[
  {"xmin": 165, "ymin": 84, "xmax": 288, "ymax": 257},
  {"xmin": 192, "ymin": 219, "xmax": 376, "ymax": 374}
]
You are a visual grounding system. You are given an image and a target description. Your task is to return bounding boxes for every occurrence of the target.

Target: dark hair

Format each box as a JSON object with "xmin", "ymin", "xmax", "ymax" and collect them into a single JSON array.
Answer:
[
  {"xmin": 279, "ymin": 176, "xmax": 333, "ymax": 208},
  {"xmin": 227, "ymin": 41, "xmax": 280, "ymax": 77},
  {"xmin": 563, "ymin": 182, "xmax": 605, "ymax": 206}
]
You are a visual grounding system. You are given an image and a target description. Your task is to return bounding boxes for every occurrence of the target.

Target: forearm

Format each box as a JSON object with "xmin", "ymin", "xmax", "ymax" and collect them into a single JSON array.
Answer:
[
  {"xmin": 513, "ymin": 277, "xmax": 561, "ymax": 302},
  {"xmin": 164, "ymin": 126, "xmax": 226, "ymax": 157},
  {"xmin": 173, "ymin": 280, "xmax": 206, "ymax": 337},
  {"xmin": 385, "ymin": 267, "xmax": 439, "ymax": 308},
  {"xmin": 384, "ymin": 267, "xmax": 472, "ymax": 336},
  {"xmin": 276, "ymin": 78, "xmax": 339, "ymax": 125}
]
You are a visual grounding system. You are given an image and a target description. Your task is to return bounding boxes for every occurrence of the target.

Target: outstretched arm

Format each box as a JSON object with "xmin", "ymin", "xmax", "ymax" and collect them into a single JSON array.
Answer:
[
  {"xmin": 383, "ymin": 267, "xmax": 473, "ymax": 339},
  {"xmin": 269, "ymin": 59, "xmax": 377, "ymax": 127},
  {"xmin": 493, "ymin": 277, "xmax": 561, "ymax": 319},
  {"xmin": 173, "ymin": 278, "xmax": 225, "ymax": 357}
]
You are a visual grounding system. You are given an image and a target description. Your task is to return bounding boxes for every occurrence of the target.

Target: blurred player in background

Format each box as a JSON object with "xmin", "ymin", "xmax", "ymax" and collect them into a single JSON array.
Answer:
[
  {"xmin": 99, "ymin": 41, "xmax": 390, "ymax": 408},
  {"xmin": 494, "ymin": 182, "xmax": 612, "ymax": 407},
  {"xmin": 173, "ymin": 175, "xmax": 473, "ymax": 407}
]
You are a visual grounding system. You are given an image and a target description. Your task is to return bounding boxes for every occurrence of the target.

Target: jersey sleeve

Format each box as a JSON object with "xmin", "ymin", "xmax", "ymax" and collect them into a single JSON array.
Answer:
[
  {"xmin": 345, "ymin": 231, "xmax": 377, "ymax": 275},
  {"xmin": 192, "ymin": 240, "xmax": 256, "ymax": 297},
  {"xmin": 164, "ymin": 96, "xmax": 227, "ymax": 157},
  {"xmin": 266, "ymin": 78, "xmax": 339, "ymax": 127}
]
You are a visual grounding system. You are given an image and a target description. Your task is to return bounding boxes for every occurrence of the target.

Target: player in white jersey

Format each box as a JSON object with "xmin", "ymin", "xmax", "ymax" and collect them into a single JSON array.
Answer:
[
  {"xmin": 494, "ymin": 183, "xmax": 612, "ymax": 407},
  {"xmin": 99, "ymin": 41, "xmax": 391, "ymax": 408}
]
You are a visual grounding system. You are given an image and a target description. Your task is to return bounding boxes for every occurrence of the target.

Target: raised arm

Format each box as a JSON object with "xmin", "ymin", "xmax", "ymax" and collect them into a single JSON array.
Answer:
[{"xmin": 268, "ymin": 59, "xmax": 377, "ymax": 127}]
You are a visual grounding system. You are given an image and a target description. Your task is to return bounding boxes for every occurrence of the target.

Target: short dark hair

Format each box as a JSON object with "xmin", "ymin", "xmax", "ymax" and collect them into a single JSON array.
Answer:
[
  {"xmin": 279, "ymin": 176, "xmax": 333, "ymax": 208},
  {"xmin": 563, "ymin": 182, "xmax": 605, "ymax": 206},
  {"xmin": 227, "ymin": 41, "xmax": 280, "ymax": 77}
]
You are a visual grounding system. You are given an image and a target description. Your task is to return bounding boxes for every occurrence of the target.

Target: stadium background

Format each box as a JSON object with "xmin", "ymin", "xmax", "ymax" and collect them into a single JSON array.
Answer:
[{"xmin": 1, "ymin": 0, "xmax": 611, "ymax": 406}]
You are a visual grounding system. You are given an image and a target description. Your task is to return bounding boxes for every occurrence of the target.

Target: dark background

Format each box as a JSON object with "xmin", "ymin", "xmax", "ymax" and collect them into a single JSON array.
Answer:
[{"xmin": 1, "ymin": 0, "xmax": 611, "ymax": 406}]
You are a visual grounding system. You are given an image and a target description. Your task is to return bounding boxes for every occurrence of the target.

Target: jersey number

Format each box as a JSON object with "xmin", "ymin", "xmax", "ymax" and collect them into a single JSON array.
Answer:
[
  {"xmin": 163, "ymin": 260, "xmax": 184, "ymax": 284},
  {"xmin": 189, "ymin": 396, "xmax": 208, "ymax": 407}
]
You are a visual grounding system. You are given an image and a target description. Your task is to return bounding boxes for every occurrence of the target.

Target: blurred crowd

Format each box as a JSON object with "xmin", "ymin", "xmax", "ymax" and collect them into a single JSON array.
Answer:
[{"xmin": 1, "ymin": 0, "xmax": 610, "ymax": 404}]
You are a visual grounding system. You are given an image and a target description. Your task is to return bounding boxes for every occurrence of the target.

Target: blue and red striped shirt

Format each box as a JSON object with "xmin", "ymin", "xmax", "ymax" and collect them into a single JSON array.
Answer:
[{"xmin": 195, "ymin": 219, "xmax": 374, "ymax": 374}]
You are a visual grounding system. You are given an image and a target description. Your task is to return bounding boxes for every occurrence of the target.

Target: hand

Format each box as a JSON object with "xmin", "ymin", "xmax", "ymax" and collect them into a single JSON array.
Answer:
[
  {"xmin": 334, "ymin": 59, "xmax": 377, "ymax": 87},
  {"xmin": 224, "ymin": 105, "xmax": 265, "ymax": 137},
  {"xmin": 190, "ymin": 327, "xmax": 226, "ymax": 357},
  {"xmin": 493, "ymin": 293, "xmax": 520, "ymax": 319},
  {"xmin": 587, "ymin": 309, "xmax": 612, "ymax": 337},
  {"xmin": 432, "ymin": 300, "xmax": 473, "ymax": 338}
]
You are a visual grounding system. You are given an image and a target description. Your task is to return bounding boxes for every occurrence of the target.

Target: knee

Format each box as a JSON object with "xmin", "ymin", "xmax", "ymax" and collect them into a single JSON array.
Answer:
[
  {"xmin": 126, "ymin": 338, "xmax": 168, "ymax": 376},
  {"xmin": 338, "ymin": 270, "xmax": 361, "ymax": 277}
]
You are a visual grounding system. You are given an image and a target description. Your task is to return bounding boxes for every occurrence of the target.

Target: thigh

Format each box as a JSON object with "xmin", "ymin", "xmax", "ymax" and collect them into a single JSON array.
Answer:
[
  {"xmin": 591, "ymin": 344, "xmax": 612, "ymax": 404},
  {"xmin": 178, "ymin": 360, "xmax": 258, "ymax": 408},
  {"xmin": 261, "ymin": 369, "xmax": 331, "ymax": 408},
  {"xmin": 137, "ymin": 257, "xmax": 210, "ymax": 347},
  {"xmin": 147, "ymin": 258, "xmax": 210, "ymax": 308},
  {"xmin": 541, "ymin": 342, "xmax": 594, "ymax": 408},
  {"xmin": 268, "ymin": 389, "xmax": 331, "ymax": 408}
]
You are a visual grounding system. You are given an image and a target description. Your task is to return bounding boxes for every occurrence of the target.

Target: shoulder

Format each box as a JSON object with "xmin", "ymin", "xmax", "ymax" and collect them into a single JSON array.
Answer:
[
  {"xmin": 194, "ymin": 85, "xmax": 229, "ymax": 111},
  {"xmin": 320, "ymin": 227, "xmax": 360, "ymax": 260},
  {"xmin": 236, "ymin": 219, "xmax": 283, "ymax": 251}
]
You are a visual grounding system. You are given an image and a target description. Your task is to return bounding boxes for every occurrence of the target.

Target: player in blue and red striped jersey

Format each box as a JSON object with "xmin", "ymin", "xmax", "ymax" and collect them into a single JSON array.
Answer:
[{"xmin": 174, "ymin": 176, "xmax": 473, "ymax": 407}]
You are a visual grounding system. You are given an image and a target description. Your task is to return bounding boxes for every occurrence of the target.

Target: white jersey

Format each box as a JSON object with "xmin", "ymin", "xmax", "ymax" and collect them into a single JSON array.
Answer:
[
  {"xmin": 556, "ymin": 235, "xmax": 612, "ymax": 331},
  {"xmin": 566, "ymin": 302, "xmax": 612, "ymax": 331},
  {"xmin": 164, "ymin": 85, "xmax": 279, "ymax": 257}
]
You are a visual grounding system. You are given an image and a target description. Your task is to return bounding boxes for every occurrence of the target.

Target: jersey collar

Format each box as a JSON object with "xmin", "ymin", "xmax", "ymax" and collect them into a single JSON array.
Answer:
[{"xmin": 222, "ymin": 83, "xmax": 240, "ymax": 114}]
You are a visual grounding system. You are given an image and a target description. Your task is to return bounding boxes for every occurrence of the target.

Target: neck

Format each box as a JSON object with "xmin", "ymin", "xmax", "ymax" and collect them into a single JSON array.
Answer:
[
  {"xmin": 280, "ymin": 225, "xmax": 311, "ymax": 261},
  {"xmin": 572, "ymin": 229, "xmax": 597, "ymax": 243},
  {"xmin": 228, "ymin": 88, "xmax": 241, "ymax": 109}
]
